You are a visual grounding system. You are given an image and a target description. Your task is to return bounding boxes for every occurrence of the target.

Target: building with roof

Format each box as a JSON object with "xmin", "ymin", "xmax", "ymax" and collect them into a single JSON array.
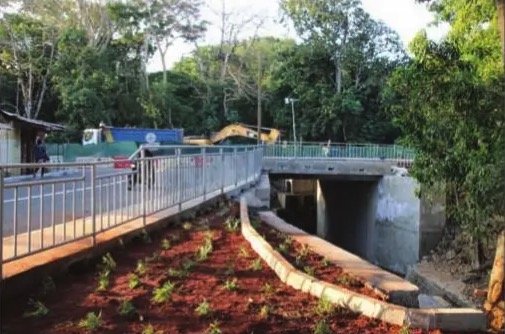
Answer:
[{"xmin": 0, "ymin": 110, "xmax": 65, "ymax": 167}]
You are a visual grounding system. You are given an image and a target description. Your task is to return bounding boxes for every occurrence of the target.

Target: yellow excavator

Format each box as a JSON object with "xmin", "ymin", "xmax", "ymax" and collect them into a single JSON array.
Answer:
[{"xmin": 183, "ymin": 123, "xmax": 280, "ymax": 145}]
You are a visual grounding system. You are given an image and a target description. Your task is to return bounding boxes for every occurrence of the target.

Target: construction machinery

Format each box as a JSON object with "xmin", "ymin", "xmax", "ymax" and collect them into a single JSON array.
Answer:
[{"xmin": 183, "ymin": 123, "xmax": 280, "ymax": 145}]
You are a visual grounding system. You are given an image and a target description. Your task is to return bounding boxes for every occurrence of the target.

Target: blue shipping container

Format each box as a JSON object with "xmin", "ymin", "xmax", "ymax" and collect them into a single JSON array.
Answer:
[{"xmin": 109, "ymin": 128, "xmax": 184, "ymax": 144}]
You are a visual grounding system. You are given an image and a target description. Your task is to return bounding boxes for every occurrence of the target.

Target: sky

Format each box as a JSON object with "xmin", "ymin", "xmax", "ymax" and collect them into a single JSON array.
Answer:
[{"xmin": 146, "ymin": 0, "xmax": 447, "ymax": 72}]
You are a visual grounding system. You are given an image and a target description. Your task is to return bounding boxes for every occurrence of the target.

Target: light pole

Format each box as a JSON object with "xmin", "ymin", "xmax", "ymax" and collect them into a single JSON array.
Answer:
[{"xmin": 284, "ymin": 97, "xmax": 298, "ymax": 144}]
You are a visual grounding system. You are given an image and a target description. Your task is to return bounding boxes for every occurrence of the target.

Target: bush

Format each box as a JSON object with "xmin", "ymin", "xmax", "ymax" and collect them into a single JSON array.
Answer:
[
  {"xmin": 206, "ymin": 321, "xmax": 222, "ymax": 334},
  {"xmin": 222, "ymin": 278, "xmax": 238, "ymax": 291},
  {"xmin": 96, "ymin": 270, "xmax": 110, "ymax": 292},
  {"xmin": 128, "ymin": 273, "xmax": 141, "ymax": 289},
  {"xmin": 224, "ymin": 218, "xmax": 240, "ymax": 232},
  {"xmin": 136, "ymin": 260, "xmax": 147, "ymax": 276}
]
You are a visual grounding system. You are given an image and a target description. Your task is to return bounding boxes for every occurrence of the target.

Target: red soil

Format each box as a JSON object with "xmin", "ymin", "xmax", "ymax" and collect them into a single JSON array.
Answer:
[
  {"xmin": 254, "ymin": 221, "xmax": 387, "ymax": 301},
  {"xmin": 1, "ymin": 203, "xmax": 447, "ymax": 333}
]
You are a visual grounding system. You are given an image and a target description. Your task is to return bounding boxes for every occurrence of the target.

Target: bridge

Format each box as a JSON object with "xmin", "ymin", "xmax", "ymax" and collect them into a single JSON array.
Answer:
[{"xmin": 0, "ymin": 143, "xmax": 442, "ymax": 281}]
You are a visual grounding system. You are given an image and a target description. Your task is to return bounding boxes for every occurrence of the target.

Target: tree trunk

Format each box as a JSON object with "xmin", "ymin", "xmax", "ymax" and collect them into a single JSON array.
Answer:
[{"xmin": 485, "ymin": 230, "xmax": 504, "ymax": 331}]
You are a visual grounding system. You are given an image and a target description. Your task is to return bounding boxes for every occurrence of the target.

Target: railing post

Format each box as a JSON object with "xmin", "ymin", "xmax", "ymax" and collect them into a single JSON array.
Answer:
[
  {"xmin": 245, "ymin": 147, "xmax": 250, "ymax": 184},
  {"xmin": 176, "ymin": 148, "xmax": 182, "ymax": 212},
  {"xmin": 220, "ymin": 148, "xmax": 224, "ymax": 194},
  {"xmin": 234, "ymin": 147, "xmax": 238, "ymax": 187},
  {"xmin": 202, "ymin": 147, "xmax": 207, "ymax": 200},
  {"xmin": 140, "ymin": 148, "xmax": 146, "ymax": 225},
  {"xmin": 90, "ymin": 164, "xmax": 96, "ymax": 246}
]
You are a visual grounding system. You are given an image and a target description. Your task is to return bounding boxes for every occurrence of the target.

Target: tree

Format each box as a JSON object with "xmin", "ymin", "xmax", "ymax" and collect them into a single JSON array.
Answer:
[
  {"xmin": 387, "ymin": 0, "xmax": 504, "ymax": 268},
  {"xmin": 144, "ymin": 0, "xmax": 206, "ymax": 127},
  {"xmin": 0, "ymin": 13, "xmax": 57, "ymax": 119}
]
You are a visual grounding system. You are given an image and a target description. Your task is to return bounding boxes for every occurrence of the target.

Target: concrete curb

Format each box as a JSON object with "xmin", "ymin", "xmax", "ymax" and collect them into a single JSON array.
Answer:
[{"xmin": 240, "ymin": 197, "xmax": 487, "ymax": 332}]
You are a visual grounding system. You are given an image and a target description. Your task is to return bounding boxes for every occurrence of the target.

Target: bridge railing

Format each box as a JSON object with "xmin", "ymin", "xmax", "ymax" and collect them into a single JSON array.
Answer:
[
  {"xmin": 0, "ymin": 145, "xmax": 263, "ymax": 278},
  {"xmin": 264, "ymin": 142, "xmax": 415, "ymax": 167}
]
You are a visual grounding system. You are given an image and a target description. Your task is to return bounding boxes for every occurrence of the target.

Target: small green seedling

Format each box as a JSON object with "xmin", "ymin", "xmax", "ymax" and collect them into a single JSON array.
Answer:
[
  {"xmin": 182, "ymin": 258, "xmax": 196, "ymax": 271},
  {"xmin": 278, "ymin": 242, "xmax": 290, "ymax": 255},
  {"xmin": 152, "ymin": 281, "xmax": 175, "ymax": 304},
  {"xmin": 320, "ymin": 257, "xmax": 330, "ymax": 267},
  {"xmin": 298, "ymin": 244, "xmax": 310, "ymax": 258},
  {"xmin": 195, "ymin": 299, "xmax": 212, "ymax": 317},
  {"xmin": 399, "ymin": 326, "xmax": 411, "ymax": 334},
  {"xmin": 261, "ymin": 283, "xmax": 275, "ymax": 296},
  {"xmin": 136, "ymin": 260, "xmax": 147, "ymax": 276},
  {"xmin": 303, "ymin": 265, "xmax": 315, "ymax": 276},
  {"xmin": 224, "ymin": 218, "xmax": 240, "ymax": 232},
  {"xmin": 100, "ymin": 253, "xmax": 117, "ymax": 272},
  {"xmin": 96, "ymin": 269, "xmax": 110, "ymax": 292},
  {"xmin": 238, "ymin": 246, "xmax": 249, "ymax": 258},
  {"xmin": 142, "ymin": 323, "xmax": 162, "ymax": 334},
  {"xmin": 207, "ymin": 321, "xmax": 222, "ymax": 334},
  {"xmin": 141, "ymin": 229, "xmax": 152, "ymax": 244},
  {"xmin": 160, "ymin": 238, "xmax": 171, "ymax": 250},
  {"xmin": 182, "ymin": 222, "xmax": 193, "ymax": 230},
  {"xmin": 168, "ymin": 267, "xmax": 188, "ymax": 279},
  {"xmin": 78, "ymin": 311, "xmax": 102, "ymax": 331},
  {"xmin": 222, "ymin": 278, "xmax": 238, "ymax": 291},
  {"xmin": 313, "ymin": 319, "xmax": 331, "ymax": 334},
  {"xmin": 259, "ymin": 304, "xmax": 271, "ymax": 319},
  {"xmin": 117, "ymin": 300, "xmax": 136, "ymax": 318},
  {"xmin": 128, "ymin": 273, "xmax": 141, "ymax": 289},
  {"xmin": 145, "ymin": 251, "xmax": 161, "ymax": 263},
  {"xmin": 39, "ymin": 276, "xmax": 56, "ymax": 296},
  {"xmin": 314, "ymin": 297, "xmax": 334, "ymax": 317},
  {"xmin": 23, "ymin": 299, "xmax": 49, "ymax": 318},
  {"xmin": 196, "ymin": 238, "xmax": 213, "ymax": 262},
  {"xmin": 249, "ymin": 258, "xmax": 262, "ymax": 271}
]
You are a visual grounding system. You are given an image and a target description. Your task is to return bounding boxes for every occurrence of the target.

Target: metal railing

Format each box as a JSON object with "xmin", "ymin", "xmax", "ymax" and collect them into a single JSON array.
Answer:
[
  {"xmin": 0, "ymin": 145, "xmax": 263, "ymax": 278},
  {"xmin": 264, "ymin": 142, "xmax": 415, "ymax": 167}
]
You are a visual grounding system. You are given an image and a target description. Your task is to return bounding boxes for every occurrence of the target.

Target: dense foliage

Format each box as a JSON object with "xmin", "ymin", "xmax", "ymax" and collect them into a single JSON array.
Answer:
[{"xmin": 386, "ymin": 0, "xmax": 504, "ymax": 266}]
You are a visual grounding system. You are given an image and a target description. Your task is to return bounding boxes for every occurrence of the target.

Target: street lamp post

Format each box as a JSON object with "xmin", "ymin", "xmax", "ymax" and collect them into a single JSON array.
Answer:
[{"xmin": 284, "ymin": 97, "xmax": 298, "ymax": 145}]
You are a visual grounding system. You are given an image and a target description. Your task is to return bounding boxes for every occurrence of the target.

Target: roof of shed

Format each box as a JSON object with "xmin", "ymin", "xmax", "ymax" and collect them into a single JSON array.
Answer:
[{"xmin": 0, "ymin": 110, "xmax": 65, "ymax": 131}]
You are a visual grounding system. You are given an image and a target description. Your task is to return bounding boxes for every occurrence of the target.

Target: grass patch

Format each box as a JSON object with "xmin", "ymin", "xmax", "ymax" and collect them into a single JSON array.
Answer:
[
  {"xmin": 151, "ymin": 281, "xmax": 175, "ymax": 304},
  {"xmin": 195, "ymin": 299, "xmax": 212, "ymax": 317},
  {"xmin": 23, "ymin": 299, "xmax": 49, "ymax": 318},
  {"xmin": 78, "ymin": 311, "xmax": 102, "ymax": 331}
]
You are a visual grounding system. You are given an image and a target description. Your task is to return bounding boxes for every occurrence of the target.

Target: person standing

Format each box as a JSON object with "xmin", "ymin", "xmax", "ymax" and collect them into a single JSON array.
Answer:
[{"xmin": 33, "ymin": 136, "xmax": 49, "ymax": 177}]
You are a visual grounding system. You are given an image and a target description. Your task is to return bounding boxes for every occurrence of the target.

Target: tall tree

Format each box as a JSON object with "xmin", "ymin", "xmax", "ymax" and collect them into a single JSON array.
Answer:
[{"xmin": 0, "ymin": 13, "xmax": 57, "ymax": 119}]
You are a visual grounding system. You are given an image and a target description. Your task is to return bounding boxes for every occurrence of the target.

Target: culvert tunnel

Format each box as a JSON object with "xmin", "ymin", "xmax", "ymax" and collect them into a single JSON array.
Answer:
[{"xmin": 270, "ymin": 175, "xmax": 445, "ymax": 274}]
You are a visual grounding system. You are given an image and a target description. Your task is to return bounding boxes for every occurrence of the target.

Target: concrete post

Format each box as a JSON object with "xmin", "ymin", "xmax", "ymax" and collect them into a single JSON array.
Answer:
[{"xmin": 316, "ymin": 180, "xmax": 329, "ymax": 239}]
